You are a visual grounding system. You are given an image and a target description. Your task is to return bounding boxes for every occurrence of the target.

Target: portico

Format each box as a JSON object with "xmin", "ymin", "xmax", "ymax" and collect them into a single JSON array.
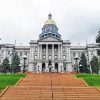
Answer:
[{"xmin": 37, "ymin": 42, "xmax": 63, "ymax": 72}]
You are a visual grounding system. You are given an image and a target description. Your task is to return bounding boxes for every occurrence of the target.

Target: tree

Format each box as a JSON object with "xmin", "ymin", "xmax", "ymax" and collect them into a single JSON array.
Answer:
[
  {"xmin": 90, "ymin": 56, "xmax": 99, "ymax": 74},
  {"xmin": 95, "ymin": 29, "xmax": 100, "ymax": 73},
  {"xmin": 96, "ymin": 29, "xmax": 100, "ymax": 56},
  {"xmin": 79, "ymin": 53, "xmax": 89, "ymax": 73},
  {"xmin": 11, "ymin": 52, "xmax": 20, "ymax": 73},
  {"xmin": 2, "ymin": 57, "xmax": 10, "ymax": 73},
  {"xmin": 96, "ymin": 29, "xmax": 100, "ymax": 47},
  {"xmin": 0, "ymin": 64, "xmax": 3, "ymax": 72}
]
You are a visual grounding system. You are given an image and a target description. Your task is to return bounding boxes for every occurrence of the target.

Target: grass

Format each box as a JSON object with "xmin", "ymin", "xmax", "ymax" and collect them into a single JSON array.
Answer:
[
  {"xmin": 76, "ymin": 73, "xmax": 100, "ymax": 87},
  {"xmin": 0, "ymin": 73, "xmax": 26, "ymax": 91}
]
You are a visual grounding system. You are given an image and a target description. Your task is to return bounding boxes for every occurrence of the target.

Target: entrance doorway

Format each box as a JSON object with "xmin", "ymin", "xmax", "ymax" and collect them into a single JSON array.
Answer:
[
  {"xmin": 48, "ymin": 60, "xmax": 52, "ymax": 72},
  {"xmin": 55, "ymin": 63, "xmax": 58, "ymax": 72},
  {"xmin": 42, "ymin": 63, "xmax": 45, "ymax": 72},
  {"xmin": 63, "ymin": 63, "xmax": 66, "ymax": 72}
]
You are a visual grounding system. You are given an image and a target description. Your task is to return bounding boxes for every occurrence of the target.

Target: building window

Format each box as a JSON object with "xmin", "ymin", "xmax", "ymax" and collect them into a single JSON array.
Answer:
[
  {"xmin": 48, "ymin": 55, "xmax": 52, "ymax": 60},
  {"xmin": 1, "ymin": 49, "xmax": 4, "ymax": 53},
  {"xmin": 8, "ymin": 51, "xmax": 10, "ymax": 55},
  {"xmin": 35, "ymin": 47, "xmax": 38, "ymax": 52},
  {"xmin": 73, "ymin": 52, "xmax": 75, "ymax": 57},
  {"xmin": 63, "ymin": 47, "xmax": 65, "ymax": 52},
  {"xmin": 97, "ymin": 50, "xmax": 100, "ymax": 56},
  {"xmin": 43, "ymin": 55, "xmax": 46, "ymax": 59},
  {"xmin": 54, "ymin": 55, "xmax": 57, "ymax": 59},
  {"xmin": 34, "ymin": 55, "xmax": 37, "ymax": 60},
  {"xmin": 91, "ymin": 51, "xmax": 93, "ymax": 55},
  {"xmin": 54, "ymin": 48, "xmax": 57, "ymax": 52},
  {"xmin": 63, "ymin": 55, "xmax": 66, "ymax": 60},
  {"xmin": 45, "ymin": 34, "xmax": 47, "ymax": 36},
  {"xmin": 43, "ymin": 48, "xmax": 46, "ymax": 52},
  {"xmin": 25, "ymin": 52, "xmax": 27, "ymax": 56},
  {"xmin": 49, "ymin": 49, "xmax": 52, "ymax": 52},
  {"xmin": 42, "ymin": 35, "xmax": 44, "ymax": 38},
  {"xmin": 20, "ymin": 52, "xmax": 22, "ymax": 57},
  {"xmin": 53, "ymin": 34, "xmax": 55, "ymax": 36},
  {"xmin": 78, "ymin": 52, "xmax": 81, "ymax": 57}
]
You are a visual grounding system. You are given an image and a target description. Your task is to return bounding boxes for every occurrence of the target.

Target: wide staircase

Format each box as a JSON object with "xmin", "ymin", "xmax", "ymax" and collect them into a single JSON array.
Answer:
[{"xmin": 0, "ymin": 73, "xmax": 100, "ymax": 100}]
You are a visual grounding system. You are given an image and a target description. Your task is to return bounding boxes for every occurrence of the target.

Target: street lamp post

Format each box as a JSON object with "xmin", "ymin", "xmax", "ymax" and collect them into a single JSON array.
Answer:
[
  {"xmin": 23, "ymin": 55, "xmax": 27, "ymax": 73},
  {"xmin": 79, "ymin": 64, "xmax": 82, "ymax": 73},
  {"xmin": 61, "ymin": 66, "xmax": 62, "ymax": 72},
  {"xmin": 38, "ymin": 66, "xmax": 39, "ymax": 71},
  {"xmin": 19, "ymin": 64, "xmax": 22, "ymax": 72},
  {"xmin": 74, "ymin": 57, "xmax": 79, "ymax": 74}
]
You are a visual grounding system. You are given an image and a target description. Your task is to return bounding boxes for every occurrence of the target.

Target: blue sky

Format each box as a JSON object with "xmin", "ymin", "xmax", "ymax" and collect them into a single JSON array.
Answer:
[{"xmin": 0, "ymin": 0, "xmax": 100, "ymax": 46}]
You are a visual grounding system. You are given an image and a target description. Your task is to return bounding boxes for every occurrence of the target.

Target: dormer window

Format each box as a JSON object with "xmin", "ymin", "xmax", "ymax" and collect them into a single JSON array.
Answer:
[
  {"xmin": 53, "ymin": 34, "xmax": 55, "ymax": 36},
  {"xmin": 42, "ymin": 35, "xmax": 44, "ymax": 38},
  {"xmin": 45, "ymin": 34, "xmax": 47, "ymax": 36}
]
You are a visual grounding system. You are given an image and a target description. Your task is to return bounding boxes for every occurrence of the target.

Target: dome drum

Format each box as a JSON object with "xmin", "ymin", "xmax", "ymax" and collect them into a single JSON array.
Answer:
[{"xmin": 39, "ymin": 32, "xmax": 61, "ymax": 39}]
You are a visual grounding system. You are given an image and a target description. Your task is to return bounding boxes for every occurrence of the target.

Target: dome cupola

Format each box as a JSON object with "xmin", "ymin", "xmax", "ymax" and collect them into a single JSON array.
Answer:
[
  {"xmin": 45, "ymin": 14, "xmax": 56, "ymax": 25},
  {"xmin": 39, "ymin": 14, "xmax": 61, "ymax": 40}
]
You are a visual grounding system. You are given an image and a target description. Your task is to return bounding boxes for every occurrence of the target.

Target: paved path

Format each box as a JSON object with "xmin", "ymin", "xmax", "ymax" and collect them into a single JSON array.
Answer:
[{"xmin": 0, "ymin": 73, "xmax": 100, "ymax": 100}]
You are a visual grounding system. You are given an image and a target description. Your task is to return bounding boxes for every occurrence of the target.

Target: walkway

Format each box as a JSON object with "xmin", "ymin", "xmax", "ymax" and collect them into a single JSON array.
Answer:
[{"xmin": 0, "ymin": 73, "xmax": 100, "ymax": 100}]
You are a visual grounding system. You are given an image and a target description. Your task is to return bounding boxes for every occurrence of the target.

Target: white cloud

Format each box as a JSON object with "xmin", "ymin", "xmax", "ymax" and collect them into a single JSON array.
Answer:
[{"xmin": 0, "ymin": 0, "xmax": 100, "ymax": 45}]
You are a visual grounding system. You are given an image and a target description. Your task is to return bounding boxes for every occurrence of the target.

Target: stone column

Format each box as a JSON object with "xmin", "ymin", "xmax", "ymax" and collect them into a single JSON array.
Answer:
[
  {"xmin": 61, "ymin": 45, "xmax": 62, "ymax": 59},
  {"xmin": 29, "ymin": 47, "xmax": 32, "ymax": 61},
  {"xmin": 58, "ymin": 44, "xmax": 60, "ymax": 60},
  {"xmin": 52, "ymin": 44, "xmax": 54, "ymax": 60},
  {"xmin": 40, "ymin": 44, "xmax": 42, "ymax": 60},
  {"xmin": 66, "ymin": 47, "xmax": 68, "ymax": 60},
  {"xmin": 31, "ymin": 47, "xmax": 33, "ymax": 60},
  {"xmin": 46, "ymin": 63, "xmax": 48, "ymax": 72},
  {"xmin": 38, "ymin": 45, "xmax": 40, "ymax": 60},
  {"xmin": 46, "ymin": 44, "xmax": 48, "ymax": 61},
  {"xmin": 37, "ymin": 63, "xmax": 42, "ymax": 73},
  {"xmin": 67, "ymin": 63, "xmax": 72, "ymax": 72},
  {"xmin": 58, "ymin": 63, "xmax": 63, "ymax": 72},
  {"xmin": 67, "ymin": 46, "xmax": 72, "ymax": 72},
  {"xmin": 59, "ymin": 44, "xmax": 62, "ymax": 59},
  {"xmin": 52, "ymin": 62, "xmax": 55, "ymax": 72},
  {"xmin": 28, "ymin": 63, "xmax": 33, "ymax": 71}
]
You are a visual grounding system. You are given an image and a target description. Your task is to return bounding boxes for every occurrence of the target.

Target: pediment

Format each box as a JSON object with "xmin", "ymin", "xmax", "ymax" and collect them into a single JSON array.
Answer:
[{"xmin": 39, "ymin": 36, "xmax": 62, "ymax": 42}]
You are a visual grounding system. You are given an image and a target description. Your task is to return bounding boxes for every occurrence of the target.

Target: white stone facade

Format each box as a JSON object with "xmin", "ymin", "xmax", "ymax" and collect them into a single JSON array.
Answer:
[
  {"xmin": 28, "ymin": 37, "xmax": 72, "ymax": 72},
  {"xmin": 0, "ymin": 14, "xmax": 99, "ymax": 72}
]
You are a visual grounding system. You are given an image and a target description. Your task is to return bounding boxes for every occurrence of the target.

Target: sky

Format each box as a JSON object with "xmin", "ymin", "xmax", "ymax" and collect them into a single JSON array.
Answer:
[{"xmin": 0, "ymin": 0, "xmax": 100, "ymax": 46}]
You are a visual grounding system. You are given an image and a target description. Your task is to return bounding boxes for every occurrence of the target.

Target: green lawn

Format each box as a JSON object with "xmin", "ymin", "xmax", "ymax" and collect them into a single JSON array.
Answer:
[
  {"xmin": 76, "ymin": 73, "xmax": 100, "ymax": 87},
  {"xmin": 0, "ymin": 73, "xmax": 26, "ymax": 91}
]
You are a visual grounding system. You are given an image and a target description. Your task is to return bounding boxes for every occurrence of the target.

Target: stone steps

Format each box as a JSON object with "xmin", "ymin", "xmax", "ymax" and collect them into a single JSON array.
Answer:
[
  {"xmin": 0, "ymin": 73, "xmax": 100, "ymax": 100},
  {"xmin": 1, "ymin": 87, "xmax": 100, "ymax": 100}
]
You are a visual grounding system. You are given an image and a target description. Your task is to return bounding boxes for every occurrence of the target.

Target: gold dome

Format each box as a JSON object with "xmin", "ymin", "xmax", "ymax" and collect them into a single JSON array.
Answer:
[{"xmin": 45, "ymin": 14, "xmax": 56, "ymax": 25}]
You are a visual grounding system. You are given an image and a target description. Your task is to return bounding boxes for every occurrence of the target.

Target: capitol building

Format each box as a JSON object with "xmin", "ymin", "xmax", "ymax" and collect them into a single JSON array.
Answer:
[{"xmin": 0, "ymin": 14, "xmax": 99, "ymax": 72}]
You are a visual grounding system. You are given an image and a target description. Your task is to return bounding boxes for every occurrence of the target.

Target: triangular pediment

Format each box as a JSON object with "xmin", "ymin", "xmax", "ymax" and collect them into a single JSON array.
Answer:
[{"xmin": 38, "ymin": 36, "xmax": 62, "ymax": 42}]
